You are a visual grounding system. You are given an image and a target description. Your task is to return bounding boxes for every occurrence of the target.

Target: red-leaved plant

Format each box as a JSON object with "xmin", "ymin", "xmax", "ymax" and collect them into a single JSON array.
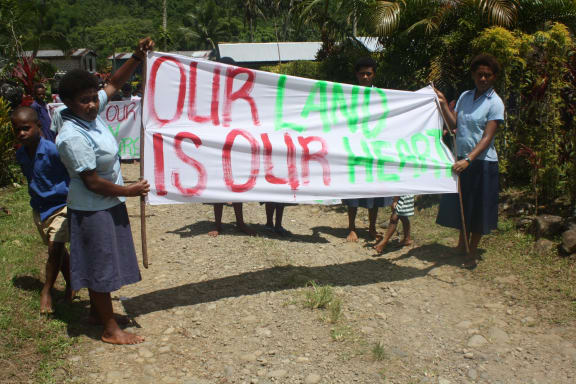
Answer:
[{"xmin": 12, "ymin": 56, "xmax": 40, "ymax": 106}]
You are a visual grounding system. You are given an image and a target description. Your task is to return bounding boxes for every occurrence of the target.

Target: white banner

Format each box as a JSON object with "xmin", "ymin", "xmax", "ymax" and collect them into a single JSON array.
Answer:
[
  {"xmin": 48, "ymin": 99, "xmax": 142, "ymax": 160},
  {"xmin": 143, "ymin": 52, "xmax": 457, "ymax": 205}
]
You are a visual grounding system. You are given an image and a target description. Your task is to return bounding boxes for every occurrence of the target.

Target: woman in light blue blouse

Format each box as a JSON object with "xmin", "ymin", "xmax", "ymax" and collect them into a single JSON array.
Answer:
[
  {"xmin": 434, "ymin": 54, "xmax": 505, "ymax": 268},
  {"xmin": 56, "ymin": 38, "xmax": 153, "ymax": 345}
]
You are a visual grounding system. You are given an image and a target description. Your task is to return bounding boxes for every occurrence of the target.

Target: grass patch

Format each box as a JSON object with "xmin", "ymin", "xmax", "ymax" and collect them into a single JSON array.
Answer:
[
  {"xmin": 330, "ymin": 325, "xmax": 353, "ymax": 342},
  {"xmin": 0, "ymin": 186, "xmax": 75, "ymax": 383},
  {"xmin": 371, "ymin": 342, "xmax": 388, "ymax": 361},
  {"xmin": 304, "ymin": 281, "xmax": 343, "ymax": 324},
  {"xmin": 304, "ymin": 281, "xmax": 334, "ymax": 309}
]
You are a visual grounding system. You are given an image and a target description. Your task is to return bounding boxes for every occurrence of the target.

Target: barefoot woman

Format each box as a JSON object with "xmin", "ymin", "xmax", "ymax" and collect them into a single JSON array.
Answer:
[
  {"xmin": 434, "ymin": 54, "xmax": 504, "ymax": 268},
  {"xmin": 56, "ymin": 38, "xmax": 154, "ymax": 344}
]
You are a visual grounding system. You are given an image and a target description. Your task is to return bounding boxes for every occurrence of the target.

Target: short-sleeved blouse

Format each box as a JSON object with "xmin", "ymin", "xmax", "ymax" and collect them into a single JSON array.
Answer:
[
  {"xmin": 455, "ymin": 87, "xmax": 504, "ymax": 161},
  {"xmin": 56, "ymin": 90, "xmax": 125, "ymax": 211}
]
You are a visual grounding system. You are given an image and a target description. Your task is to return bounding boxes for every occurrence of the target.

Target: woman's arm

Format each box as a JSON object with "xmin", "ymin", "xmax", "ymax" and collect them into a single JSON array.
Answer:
[
  {"xmin": 104, "ymin": 37, "xmax": 155, "ymax": 100},
  {"xmin": 79, "ymin": 170, "xmax": 150, "ymax": 197},
  {"xmin": 452, "ymin": 120, "xmax": 499, "ymax": 174},
  {"xmin": 433, "ymin": 88, "xmax": 457, "ymax": 132}
]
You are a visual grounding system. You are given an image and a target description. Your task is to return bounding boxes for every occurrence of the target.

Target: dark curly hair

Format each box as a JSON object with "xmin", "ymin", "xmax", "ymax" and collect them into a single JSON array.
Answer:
[
  {"xmin": 354, "ymin": 57, "xmax": 377, "ymax": 73},
  {"xmin": 58, "ymin": 69, "xmax": 99, "ymax": 101},
  {"xmin": 470, "ymin": 54, "xmax": 501, "ymax": 76}
]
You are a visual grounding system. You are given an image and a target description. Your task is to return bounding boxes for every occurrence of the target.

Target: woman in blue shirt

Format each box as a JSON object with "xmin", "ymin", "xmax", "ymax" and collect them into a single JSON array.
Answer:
[
  {"xmin": 56, "ymin": 38, "xmax": 153, "ymax": 345},
  {"xmin": 435, "ymin": 54, "xmax": 505, "ymax": 268}
]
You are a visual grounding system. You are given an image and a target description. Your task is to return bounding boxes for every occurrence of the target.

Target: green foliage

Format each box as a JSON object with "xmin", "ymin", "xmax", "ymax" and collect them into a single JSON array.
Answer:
[
  {"xmin": 304, "ymin": 281, "xmax": 334, "ymax": 309},
  {"xmin": 0, "ymin": 97, "xmax": 18, "ymax": 187},
  {"xmin": 261, "ymin": 61, "xmax": 322, "ymax": 80}
]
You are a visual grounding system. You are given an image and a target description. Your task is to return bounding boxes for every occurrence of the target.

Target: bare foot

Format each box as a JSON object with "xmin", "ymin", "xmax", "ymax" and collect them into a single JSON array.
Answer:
[
  {"xmin": 461, "ymin": 255, "xmax": 477, "ymax": 269},
  {"xmin": 88, "ymin": 313, "xmax": 132, "ymax": 326},
  {"xmin": 373, "ymin": 242, "xmax": 386, "ymax": 253},
  {"xmin": 40, "ymin": 292, "xmax": 54, "ymax": 314},
  {"xmin": 237, "ymin": 223, "xmax": 256, "ymax": 236},
  {"xmin": 368, "ymin": 229, "xmax": 382, "ymax": 240},
  {"xmin": 401, "ymin": 239, "xmax": 414, "ymax": 247},
  {"xmin": 346, "ymin": 230, "xmax": 359, "ymax": 242},
  {"xmin": 101, "ymin": 329, "xmax": 145, "ymax": 345}
]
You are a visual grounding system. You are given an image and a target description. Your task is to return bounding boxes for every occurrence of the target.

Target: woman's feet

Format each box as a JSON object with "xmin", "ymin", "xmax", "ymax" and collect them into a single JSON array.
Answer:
[{"xmin": 101, "ymin": 328, "xmax": 144, "ymax": 345}]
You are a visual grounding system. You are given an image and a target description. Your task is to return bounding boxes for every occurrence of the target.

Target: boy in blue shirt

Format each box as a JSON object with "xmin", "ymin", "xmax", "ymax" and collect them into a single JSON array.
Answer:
[{"xmin": 13, "ymin": 106, "xmax": 72, "ymax": 314}]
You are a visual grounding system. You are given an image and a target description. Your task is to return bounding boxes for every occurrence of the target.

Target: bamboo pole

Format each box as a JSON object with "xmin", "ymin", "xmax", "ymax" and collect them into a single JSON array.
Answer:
[
  {"xmin": 432, "ymin": 90, "xmax": 470, "ymax": 255},
  {"xmin": 139, "ymin": 54, "xmax": 149, "ymax": 269}
]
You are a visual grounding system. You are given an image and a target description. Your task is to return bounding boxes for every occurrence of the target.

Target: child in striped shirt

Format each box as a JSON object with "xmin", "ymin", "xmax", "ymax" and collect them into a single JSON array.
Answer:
[{"xmin": 374, "ymin": 195, "xmax": 414, "ymax": 253}]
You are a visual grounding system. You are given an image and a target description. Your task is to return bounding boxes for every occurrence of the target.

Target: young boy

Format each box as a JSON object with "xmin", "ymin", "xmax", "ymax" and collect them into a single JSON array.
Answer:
[
  {"xmin": 13, "ymin": 106, "xmax": 72, "ymax": 313},
  {"xmin": 373, "ymin": 195, "xmax": 415, "ymax": 253},
  {"xmin": 342, "ymin": 57, "xmax": 391, "ymax": 242}
]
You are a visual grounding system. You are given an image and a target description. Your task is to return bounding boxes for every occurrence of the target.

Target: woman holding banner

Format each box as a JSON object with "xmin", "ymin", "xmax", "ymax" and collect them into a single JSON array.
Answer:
[
  {"xmin": 56, "ymin": 38, "xmax": 154, "ymax": 344},
  {"xmin": 434, "ymin": 54, "xmax": 504, "ymax": 269}
]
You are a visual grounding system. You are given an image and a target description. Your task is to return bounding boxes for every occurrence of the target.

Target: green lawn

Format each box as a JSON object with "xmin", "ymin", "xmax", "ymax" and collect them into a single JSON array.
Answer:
[{"xmin": 0, "ymin": 186, "xmax": 76, "ymax": 384}]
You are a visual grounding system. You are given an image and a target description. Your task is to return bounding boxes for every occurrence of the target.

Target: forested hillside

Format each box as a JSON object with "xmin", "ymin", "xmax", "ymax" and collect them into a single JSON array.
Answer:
[{"xmin": 2, "ymin": 0, "xmax": 320, "ymax": 68}]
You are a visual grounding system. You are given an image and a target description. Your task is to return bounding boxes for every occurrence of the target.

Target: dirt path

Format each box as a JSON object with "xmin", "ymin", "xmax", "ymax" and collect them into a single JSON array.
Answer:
[{"xmin": 65, "ymin": 163, "xmax": 576, "ymax": 384}]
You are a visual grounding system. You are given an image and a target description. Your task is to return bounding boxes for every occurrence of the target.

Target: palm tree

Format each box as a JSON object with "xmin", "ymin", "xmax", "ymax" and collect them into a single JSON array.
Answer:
[
  {"xmin": 517, "ymin": 0, "xmax": 576, "ymax": 33},
  {"xmin": 369, "ymin": 0, "xmax": 519, "ymax": 37},
  {"xmin": 243, "ymin": 0, "xmax": 266, "ymax": 42},
  {"xmin": 297, "ymin": 0, "xmax": 371, "ymax": 57},
  {"xmin": 180, "ymin": 1, "xmax": 227, "ymax": 58},
  {"xmin": 22, "ymin": 0, "xmax": 71, "ymax": 57}
]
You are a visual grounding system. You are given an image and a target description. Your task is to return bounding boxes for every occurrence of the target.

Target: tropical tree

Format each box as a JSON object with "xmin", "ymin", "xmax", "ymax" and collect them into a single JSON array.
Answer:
[
  {"xmin": 517, "ymin": 0, "xmax": 576, "ymax": 33},
  {"xmin": 243, "ymin": 0, "xmax": 266, "ymax": 42},
  {"xmin": 297, "ymin": 0, "xmax": 372, "ymax": 57},
  {"xmin": 179, "ymin": 0, "xmax": 227, "ymax": 57}
]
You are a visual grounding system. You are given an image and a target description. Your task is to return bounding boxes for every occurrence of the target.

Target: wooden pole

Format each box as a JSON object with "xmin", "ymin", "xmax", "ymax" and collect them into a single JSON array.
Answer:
[
  {"xmin": 139, "ymin": 54, "xmax": 149, "ymax": 269},
  {"xmin": 433, "ymin": 94, "xmax": 470, "ymax": 255}
]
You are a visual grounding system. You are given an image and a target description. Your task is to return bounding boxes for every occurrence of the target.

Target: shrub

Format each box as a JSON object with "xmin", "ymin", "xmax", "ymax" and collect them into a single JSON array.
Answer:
[{"xmin": 0, "ymin": 96, "xmax": 18, "ymax": 186}]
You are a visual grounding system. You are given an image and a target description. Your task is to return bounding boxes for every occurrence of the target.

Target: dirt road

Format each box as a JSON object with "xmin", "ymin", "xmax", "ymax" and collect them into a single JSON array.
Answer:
[{"xmin": 65, "ymin": 163, "xmax": 576, "ymax": 384}]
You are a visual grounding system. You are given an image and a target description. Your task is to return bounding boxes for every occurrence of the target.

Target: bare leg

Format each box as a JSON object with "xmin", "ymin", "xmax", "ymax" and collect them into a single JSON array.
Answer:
[
  {"xmin": 88, "ymin": 295, "xmax": 130, "ymax": 326},
  {"xmin": 374, "ymin": 213, "xmax": 398, "ymax": 253},
  {"xmin": 346, "ymin": 206, "xmax": 359, "ymax": 242},
  {"xmin": 208, "ymin": 204, "xmax": 224, "ymax": 237},
  {"xmin": 40, "ymin": 241, "xmax": 65, "ymax": 314},
  {"xmin": 233, "ymin": 203, "xmax": 256, "ymax": 236},
  {"xmin": 265, "ymin": 203, "xmax": 275, "ymax": 227},
  {"xmin": 368, "ymin": 207, "xmax": 381, "ymax": 240},
  {"xmin": 461, "ymin": 232, "xmax": 481, "ymax": 268},
  {"xmin": 60, "ymin": 248, "xmax": 75, "ymax": 302},
  {"xmin": 274, "ymin": 205, "xmax": 291, "ymax": 236},
  {"xmin": 89, "ymin": 290, "xmax": 144, "ymax": 345},
  {"xmin": 399, "ymin": 216, "xmax": 412, "ymax": 246},
  {"xmin": 274, "ymin": 205, "xmax": 284, "ymax": 229}
]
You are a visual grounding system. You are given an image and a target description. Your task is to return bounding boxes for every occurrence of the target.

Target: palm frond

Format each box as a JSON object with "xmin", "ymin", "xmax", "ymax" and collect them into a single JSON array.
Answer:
[
  {"xmin": 371, "ymin": 1, "xmax": 404, "ymax": 36},
  {"xmin": 476, "ymin": 0, "xmax": 519, "ymax": 26},
  {"xmin": 405, "ymin": 17, "xmax": 441, "ymax": 34}
]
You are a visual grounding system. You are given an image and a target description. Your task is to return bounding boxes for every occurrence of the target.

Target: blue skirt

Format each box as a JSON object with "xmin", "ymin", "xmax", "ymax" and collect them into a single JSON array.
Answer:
[
  {"xmin": 69, "ymin": 203, "xmax": 141, "ymax": 292},
  {"xmin": 436, "ymin": 160, "xmax": 499, "ymax": 235},
  {"xmin": 343, "ymin": 197, "xmax": 393, "ymax": 209}
]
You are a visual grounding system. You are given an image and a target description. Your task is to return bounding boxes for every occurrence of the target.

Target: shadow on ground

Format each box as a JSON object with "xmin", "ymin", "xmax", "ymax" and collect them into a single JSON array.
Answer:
[
  {"xmin": 122, "ymin": 243, "xmax": 460, "ymax": 317},
  {"xmin": 169, "ymin": 221, "xmax": 330, "ymax": 243}
]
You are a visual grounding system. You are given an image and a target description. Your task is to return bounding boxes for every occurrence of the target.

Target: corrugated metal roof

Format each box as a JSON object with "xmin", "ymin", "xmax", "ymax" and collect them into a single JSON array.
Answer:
[
  {"xmin": 108, "ymin": 50, "xmax": 212, "ymax": 60},
  {"xmin": 173, "ymin": 50, "xmax": 212, "ymax": 59},
  {"xmin": 217, "ymin": 38, "xmax": 383, "ymax": 63},
  {"xmin": 27, "ymin": 49, "xmax": 94, "ymax": 58},
  {"xmin": 218, "ymin": 42, "xmax": 322, "ymax": 63}
]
